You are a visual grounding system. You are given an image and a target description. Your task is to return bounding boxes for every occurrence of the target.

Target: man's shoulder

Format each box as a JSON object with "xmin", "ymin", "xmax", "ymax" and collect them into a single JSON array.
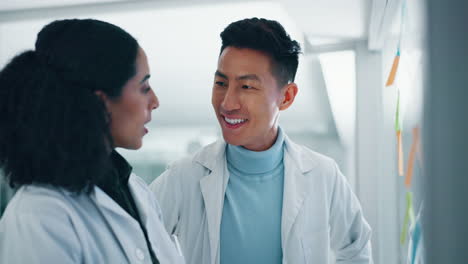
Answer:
[
  {"xmin": 161, "ymin": 140, "xmax": 225, "ymax": 179},
  {"xmin": 150, "ymin": 140, "xmax": 225, "ymax": 196},
  {"xmin": 299, "ymin": 144, "xmax": 335, "ymax": 163},
  {"xmin": 285, "ymin": 140, "xmax": 343, "ymax": 193},
  {"xmin": 285, "ymin": 138, "xmax": 337, "ymax": 170}
]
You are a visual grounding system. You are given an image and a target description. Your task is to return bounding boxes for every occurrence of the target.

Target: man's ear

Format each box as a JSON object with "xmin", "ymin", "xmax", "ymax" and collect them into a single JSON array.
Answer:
[{"xmin": 279, "ymin": 83, "xmax": 298, "ymax": 111}]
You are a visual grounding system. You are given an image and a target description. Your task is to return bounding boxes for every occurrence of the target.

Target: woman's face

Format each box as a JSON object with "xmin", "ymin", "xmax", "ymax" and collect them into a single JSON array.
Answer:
[{"xmin": 104, "ymin": 47, "xmax": 159, "ymax": 150}]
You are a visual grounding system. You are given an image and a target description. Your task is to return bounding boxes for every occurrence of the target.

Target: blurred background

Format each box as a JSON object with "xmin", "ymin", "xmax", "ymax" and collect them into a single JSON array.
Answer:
[{"xmin": 1, "ymin": 0, "xmax": 467, "ymax": 263}]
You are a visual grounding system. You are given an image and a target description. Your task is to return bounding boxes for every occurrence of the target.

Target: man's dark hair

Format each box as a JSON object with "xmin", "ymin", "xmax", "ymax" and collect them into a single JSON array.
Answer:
[
  {"xmin": 220, "ymin": 17, "xmax": 301, "ymax": 86},
  {"xmin": 0, "ymin": 19, "xmax": 139, "ymax": 193}
]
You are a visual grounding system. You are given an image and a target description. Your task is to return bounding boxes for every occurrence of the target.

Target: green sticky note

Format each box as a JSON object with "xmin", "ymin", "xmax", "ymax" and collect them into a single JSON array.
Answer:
[
  {"xmin": 395, "ymin": 90, "xmax": 401, "ymax": 132},
  {"xmin": 400, "ymin": 192, "xmax": 414, "ymax": 244}
]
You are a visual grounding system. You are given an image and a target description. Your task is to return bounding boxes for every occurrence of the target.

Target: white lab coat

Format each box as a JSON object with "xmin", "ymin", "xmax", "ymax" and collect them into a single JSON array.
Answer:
[
  {"xmin": 150, "ymin": 135, "xmax": 373, "ymax": 264},
  {"xmin": 0, "ymin": 174, "xmax": 185, "ymax": 264}
]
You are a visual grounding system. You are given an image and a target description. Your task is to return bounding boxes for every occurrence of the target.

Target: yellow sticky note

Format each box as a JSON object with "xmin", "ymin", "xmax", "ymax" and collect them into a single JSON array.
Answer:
[
  {"xmin": 397, "ymin": 130, "xmax": 404, "ymax": 176},
  {"xmin": 386, "ymin": 50, "xmax": 401, "ymax": 87},
  {"xmin": 405, "ymin": 127, "xmax": 420, "ymax": 187}
]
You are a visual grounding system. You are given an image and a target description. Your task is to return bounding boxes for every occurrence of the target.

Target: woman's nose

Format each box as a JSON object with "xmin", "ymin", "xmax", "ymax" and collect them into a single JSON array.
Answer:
[{"xmin": 151, "ymin": 90, "xmax": 159, "ymax": 110}]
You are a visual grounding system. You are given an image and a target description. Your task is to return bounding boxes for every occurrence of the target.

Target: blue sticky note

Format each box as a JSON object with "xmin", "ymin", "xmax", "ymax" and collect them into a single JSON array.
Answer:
[{"xmin": 411, "ymin": 219, "xmax": 422, "ymax": 264}]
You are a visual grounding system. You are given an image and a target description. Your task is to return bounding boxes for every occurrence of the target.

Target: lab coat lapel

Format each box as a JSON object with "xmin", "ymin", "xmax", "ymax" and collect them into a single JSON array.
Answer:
[
  {"xmin": 128, "ymin": 174, "xmax": 160, "ymax": 247},
  {"xmin": 91, "ymin": 186, "xmax": 141, "ymax": 263},
  {"xmin": 196, "ymin": 141, "xmax": 229, "ymax": 264},
  {"xmin": 127, "ymin": 174, "xmax": 151, "ymax": 226},
  {"xmin": 281, "ymin": 136, "xmax": 317, "ymax": 247}
]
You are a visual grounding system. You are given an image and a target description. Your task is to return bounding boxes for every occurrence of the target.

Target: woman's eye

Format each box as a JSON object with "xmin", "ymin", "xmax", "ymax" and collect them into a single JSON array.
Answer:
[
  {"xmin": 242, "ymin": 85, "xmax": 253, "ymax": 89},
  {"xmin": 143, "ymin": 86, "xmax": 151, "ymax": 93}
]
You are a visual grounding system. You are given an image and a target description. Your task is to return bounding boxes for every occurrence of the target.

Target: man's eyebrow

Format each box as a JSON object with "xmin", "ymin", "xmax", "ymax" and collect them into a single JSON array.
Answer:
[
  {"xmin": 214, "ymin": 70, "xmax": 228, "ymax": 79},
  {"xmin": 140, "ymin": 74, "xmax": 150, "ymax": 84},
  {"xmin": 215, "ymin": 71, "xmax": 260, "ymax": 82},
  {"xmin": 236, "ymin": 74, "xmax": 260, "ymax": 82}
]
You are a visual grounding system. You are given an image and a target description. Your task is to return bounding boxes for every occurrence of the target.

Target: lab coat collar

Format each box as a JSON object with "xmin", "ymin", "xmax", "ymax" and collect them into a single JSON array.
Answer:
[
  {"xmin": 193, "ymin": 140, "xmax": 226, "ymax": 171},
  {"xmin": 127, "ymin": 174, "xmax": 152, "ymax": 228},
  {"xmin": 192, "ymin": 133, "xmax": 318, "ymax": 173},
  {"xmin": 195, "ymin": 140, "xmax": 228, "ymax": 264},
  {"xmin": 90, "ymin": 174, "xmax": 151, "ymax": 225},
  {"xmin": 283, "ymin": 134, "xmax": 319, "ymax": 173}
]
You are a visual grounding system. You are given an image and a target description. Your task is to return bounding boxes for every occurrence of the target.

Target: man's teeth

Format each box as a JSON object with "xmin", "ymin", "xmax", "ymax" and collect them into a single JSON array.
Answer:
[{"xmin": 224, "ymin": 117, "xmax": 247, "ymax": 125}]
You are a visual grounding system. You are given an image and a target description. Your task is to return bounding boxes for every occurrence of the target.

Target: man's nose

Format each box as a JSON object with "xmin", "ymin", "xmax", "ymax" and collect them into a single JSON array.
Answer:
[{"xmin": 221, "ymin": 86, "xmax": 240, "ymax": 111}]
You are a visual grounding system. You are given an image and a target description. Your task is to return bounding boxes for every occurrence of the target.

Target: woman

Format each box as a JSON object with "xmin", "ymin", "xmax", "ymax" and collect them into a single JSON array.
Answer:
[{"xmin": 0, "ymin": 19, "xmax": 184, "ymax": 264}]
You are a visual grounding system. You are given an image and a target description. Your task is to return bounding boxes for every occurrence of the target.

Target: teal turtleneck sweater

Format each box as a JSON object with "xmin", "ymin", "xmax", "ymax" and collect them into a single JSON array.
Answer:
[{"xmin": 220, "ymin": 128, "xmax": 285, "ymax": 264}]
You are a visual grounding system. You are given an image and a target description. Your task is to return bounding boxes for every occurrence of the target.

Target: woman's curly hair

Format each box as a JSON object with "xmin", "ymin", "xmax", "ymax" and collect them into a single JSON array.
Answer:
[{"xmin": 0, "ymin": 19, "xmax": 139, "ymax": 193}]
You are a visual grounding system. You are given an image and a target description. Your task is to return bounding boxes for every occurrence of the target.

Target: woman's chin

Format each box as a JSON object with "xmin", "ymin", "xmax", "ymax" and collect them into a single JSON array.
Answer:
[{"xmin": 114, "ymin": 140, "xmax": 142, "ymax": 150}]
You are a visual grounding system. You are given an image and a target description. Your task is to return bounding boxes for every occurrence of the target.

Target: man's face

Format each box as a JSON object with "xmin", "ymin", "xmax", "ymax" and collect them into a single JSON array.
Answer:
[{"xmin": 212, "ymin": 47, "xmax": 285, "ymax": 151}]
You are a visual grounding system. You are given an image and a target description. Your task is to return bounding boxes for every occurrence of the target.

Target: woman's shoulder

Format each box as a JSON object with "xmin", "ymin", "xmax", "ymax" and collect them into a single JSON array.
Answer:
[
  {"xmin": 0, "ymin": 185, "xmax": 84, "ymax": 263},
  {"xmin": 2, "ymin": 184, "xmax": 80, "ymax": 219}
]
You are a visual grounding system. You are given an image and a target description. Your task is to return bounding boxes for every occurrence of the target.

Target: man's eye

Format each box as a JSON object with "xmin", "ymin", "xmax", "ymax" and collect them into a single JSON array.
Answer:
[
  {"xmin": 215, "ymin": 81, "xmax": 226, "ymax": 87},
  {"xmin": 242, "ymin": 85, "xmax": 253, "ymax": 89}
]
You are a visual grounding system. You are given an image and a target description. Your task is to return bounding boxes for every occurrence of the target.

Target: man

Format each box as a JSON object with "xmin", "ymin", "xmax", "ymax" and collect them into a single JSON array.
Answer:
[{"xmin": 150, "ymin": 17, "xmax": 373, "ymax": 264}]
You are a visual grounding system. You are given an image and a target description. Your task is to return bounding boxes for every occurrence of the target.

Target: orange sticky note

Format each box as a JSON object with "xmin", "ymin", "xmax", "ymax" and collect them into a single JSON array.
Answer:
[
  {"xmin": 405, "ymin": 127, "xmax": 420, "ymax": 187},
  {"xmin": 397, "ymin": 130, "xmax": 404, "ymax": 176},
  {"xmin": 386, "ymin": 51, "xmax": 401, "ymax": 87}
]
